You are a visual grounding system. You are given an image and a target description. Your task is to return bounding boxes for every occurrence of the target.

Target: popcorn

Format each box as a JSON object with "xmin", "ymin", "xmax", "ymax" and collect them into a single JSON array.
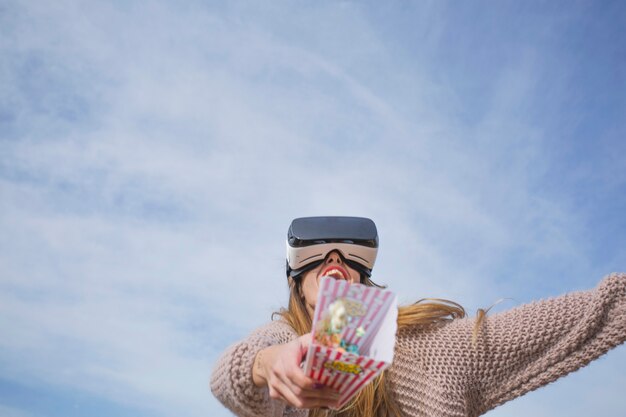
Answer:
[
  {"xmin": 328, "ymin": 299, "xmax": 348, "ymax": 334},
  {"xmin": 303, "ymin": 276, "xmax": 398, "ymax": 409}
]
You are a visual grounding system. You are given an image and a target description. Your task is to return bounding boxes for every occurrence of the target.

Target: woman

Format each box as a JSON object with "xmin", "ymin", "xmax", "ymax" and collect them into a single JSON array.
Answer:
[{"xmin": 211, "ymin": 216, "xmax": 626, "ymax": 417}]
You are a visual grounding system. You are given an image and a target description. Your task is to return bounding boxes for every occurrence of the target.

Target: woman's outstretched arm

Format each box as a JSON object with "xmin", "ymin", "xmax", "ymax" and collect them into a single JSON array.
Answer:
[
  {"xmin": 429, "ymin": 272, "xmax": 626, "ymax": 416},
  {"xmin": 210, "ymin": 320, "xmax": 339, "ymax": 416},
  {"xmin": 210, "ymin": 320, "xmax": 299, "ymax": 417}
]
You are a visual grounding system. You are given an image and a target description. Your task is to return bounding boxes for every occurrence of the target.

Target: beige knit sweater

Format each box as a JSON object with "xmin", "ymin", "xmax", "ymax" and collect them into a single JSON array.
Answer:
[{"xmin": 211, "ymin": 272, "xmax": 626, "ymax": 417}]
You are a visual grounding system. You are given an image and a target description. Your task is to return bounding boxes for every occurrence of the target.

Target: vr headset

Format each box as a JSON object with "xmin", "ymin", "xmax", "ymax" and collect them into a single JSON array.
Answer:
[{"xmin": 286, "ymin": 216, "xmax": 379, "ymax": 279}]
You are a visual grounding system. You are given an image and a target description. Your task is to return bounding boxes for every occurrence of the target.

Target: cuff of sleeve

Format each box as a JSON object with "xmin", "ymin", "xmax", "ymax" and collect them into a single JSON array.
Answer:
[{"xmin": 230, "ymin": 337, "xmax": 273, "ymax": 408}]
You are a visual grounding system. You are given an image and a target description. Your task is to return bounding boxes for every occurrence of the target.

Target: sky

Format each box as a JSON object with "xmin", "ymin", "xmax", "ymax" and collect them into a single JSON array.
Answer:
[{"xmin": 1, "ymin": 0, "xmax": 625, "ymax": 416}]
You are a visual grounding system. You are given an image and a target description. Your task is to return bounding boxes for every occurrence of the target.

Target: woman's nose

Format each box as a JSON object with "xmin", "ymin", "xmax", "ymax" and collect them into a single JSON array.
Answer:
[{"xmin": 325, "ymin": 251, "xmax": 343, "ymax": 264}]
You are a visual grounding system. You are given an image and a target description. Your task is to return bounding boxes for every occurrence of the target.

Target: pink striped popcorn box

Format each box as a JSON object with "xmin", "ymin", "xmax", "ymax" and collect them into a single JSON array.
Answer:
[{"xmin": 303, "ymin": 276, "xmax": 398, "ymax": 409}]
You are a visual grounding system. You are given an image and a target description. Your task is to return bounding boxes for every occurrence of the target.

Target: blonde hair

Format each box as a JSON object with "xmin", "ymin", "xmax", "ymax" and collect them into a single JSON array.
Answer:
[{"xmin": 275, "ymin": 275, "xmax": 488, "ymax": 417}]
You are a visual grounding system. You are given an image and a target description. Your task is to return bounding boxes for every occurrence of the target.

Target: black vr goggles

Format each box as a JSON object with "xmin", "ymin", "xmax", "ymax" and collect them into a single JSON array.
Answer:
[{"xmin": 286, "ymin": 216, "xmax": 379, "ymax": 279}]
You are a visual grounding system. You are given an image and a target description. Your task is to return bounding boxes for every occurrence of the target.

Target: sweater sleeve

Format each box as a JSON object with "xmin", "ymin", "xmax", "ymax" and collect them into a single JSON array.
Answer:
[
  {"xmin": 442, "ymin": 272, "xmax": 626, "ymax": 416},
  {"xmin": 210, "ymin": 320, "xmax": 303, "ymax": 417}
]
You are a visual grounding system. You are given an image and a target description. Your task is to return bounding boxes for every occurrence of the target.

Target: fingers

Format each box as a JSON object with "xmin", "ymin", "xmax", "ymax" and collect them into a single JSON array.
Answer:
[
  {"xmin": 268, "ymin": 377, "xmax": 303, "ymax": 408},
  {"xmin": 287, "ymin": 364, "xmax": 317, "ymax": 391},
  {"xmin": 269, "ymin": 374, "xmax": 340, "ymax": 409},
  {"xmin": 280, "ymin": 370, "xmax": 340, "ymax": 402},
  {"xmin": 268, "ymin": 363, "xmax": 340, "ymax": 408},
  {"xmin": 293, "ymin": 333, "xmax": 312, "ymax": 366},
  {"xmin": 298, "ymin": 333, "xmax": 313, "ymax": 352},
  {"xmin": 264, "ymin": 333, "xmax": 341, "ymax": 409}
]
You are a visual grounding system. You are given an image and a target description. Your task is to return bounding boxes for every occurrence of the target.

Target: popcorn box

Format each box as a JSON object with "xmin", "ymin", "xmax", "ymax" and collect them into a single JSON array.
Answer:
[{"xmin": 303, "ymin": 276, "xmax": 398, "ymax": 409}]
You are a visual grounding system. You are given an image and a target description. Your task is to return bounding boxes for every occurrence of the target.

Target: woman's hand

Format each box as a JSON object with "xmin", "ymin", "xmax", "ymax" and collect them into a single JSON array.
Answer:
[{"xmin": 252, "ymin": 333, "xmax": 341, "ymax": 409}]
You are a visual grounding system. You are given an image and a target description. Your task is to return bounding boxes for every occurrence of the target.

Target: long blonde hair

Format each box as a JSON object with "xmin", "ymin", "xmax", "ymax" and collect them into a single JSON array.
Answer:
[{"xmin": 275, "ymin": 275, "xmax": 488, "ymax": 417}]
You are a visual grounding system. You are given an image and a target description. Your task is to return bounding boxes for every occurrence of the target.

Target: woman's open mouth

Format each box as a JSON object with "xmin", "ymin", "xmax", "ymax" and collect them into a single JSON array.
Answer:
[{"xmin": 321, "ymin": 265, "xmax": 350, "ymax": 280}]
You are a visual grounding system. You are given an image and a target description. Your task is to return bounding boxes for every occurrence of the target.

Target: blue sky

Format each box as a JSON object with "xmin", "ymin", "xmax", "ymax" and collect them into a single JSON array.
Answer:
[{"xmin": 1, "ymin": 1, "xmax": 625, "ymax": 416}]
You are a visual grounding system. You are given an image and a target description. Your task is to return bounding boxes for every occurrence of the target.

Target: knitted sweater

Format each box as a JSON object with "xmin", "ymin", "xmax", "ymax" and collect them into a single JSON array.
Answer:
[{"xmin": 211, "ymin": 273, "xmax": 626, "ymax": 417}]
